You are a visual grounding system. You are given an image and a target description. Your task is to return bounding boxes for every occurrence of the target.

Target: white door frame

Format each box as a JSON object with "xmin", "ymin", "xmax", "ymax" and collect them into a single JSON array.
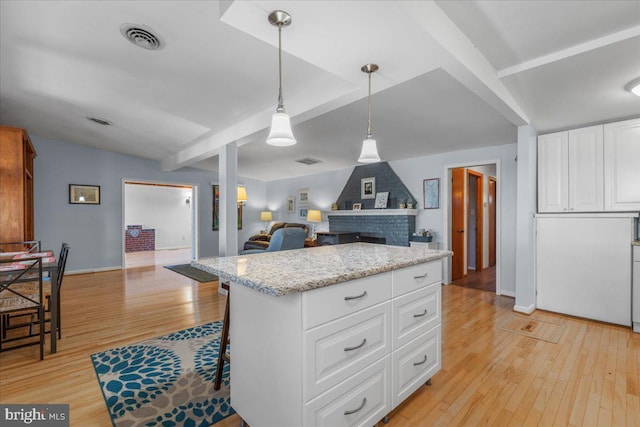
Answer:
[
  {"xmin": 121, "ymin": 179, "xmax": 199, "ymax": 268},
  {"xmin": 442, "ymin": 159, "xmax": 501, "ymax": 295}
]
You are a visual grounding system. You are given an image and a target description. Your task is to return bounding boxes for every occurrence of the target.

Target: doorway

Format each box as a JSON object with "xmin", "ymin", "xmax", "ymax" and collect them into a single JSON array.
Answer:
[
  {"xmin": 444, "ymin": 162, "xmax": 499, "ymax": 293},
  {"xmin": 122, "ymin": 180, "xmax": 198, "ymax": 269}
]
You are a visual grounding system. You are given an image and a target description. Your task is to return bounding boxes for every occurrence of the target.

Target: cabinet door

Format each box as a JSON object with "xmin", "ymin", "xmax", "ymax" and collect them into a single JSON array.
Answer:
[
  {"xmin": 604, "ymin": 118, "xmax": 640, "ymax": 211},
  {"xmin": 538, "ymin": 132, "xmax": 569, "ymax": 213},
  {"xmin": 568, "ymin": 125, "xmax": 603, "ymax": 212}
]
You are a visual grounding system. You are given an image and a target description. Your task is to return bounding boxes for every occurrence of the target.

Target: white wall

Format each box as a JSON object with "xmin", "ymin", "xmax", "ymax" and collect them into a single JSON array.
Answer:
[
  {"xmin": 266, "ymin": 143, "xmax": 518, "ymax": 295},
  {"xmin": 124, "ymin": 184, "xmax": 192, "ymax": 250}
]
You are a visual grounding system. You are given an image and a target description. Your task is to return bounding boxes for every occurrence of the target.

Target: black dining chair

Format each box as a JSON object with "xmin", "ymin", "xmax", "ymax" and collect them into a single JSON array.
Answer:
[{"xmin": 0, "ymin": 257, "xmax": 45, "ymax": 359}]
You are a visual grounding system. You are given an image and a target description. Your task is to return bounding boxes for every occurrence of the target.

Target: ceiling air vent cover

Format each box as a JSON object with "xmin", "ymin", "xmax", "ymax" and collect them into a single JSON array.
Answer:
[
  {"xmin": 120, "ymin": 24, "xmax": 164, "ymax": 50},
  {"xmin": 296, "ymin": 158, "xmax": 322, "ymax": 165}
]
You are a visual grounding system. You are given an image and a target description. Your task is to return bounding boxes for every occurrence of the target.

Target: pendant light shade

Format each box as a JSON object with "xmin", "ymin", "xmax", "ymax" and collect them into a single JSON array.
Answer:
[
  {"xmin": 358, "ymin": 63, "xmax": 381, "ymax": 163},
  {"xmin": 267, "ymin": 112, "xmax": 296, "ymax": 146},
  {"xmin": 266, "ymin": 10, "xmax": 296, "ymax": 146},
  {"xmin": 358, "ymin": 138, "xmax": 381, "ymax": 163}
]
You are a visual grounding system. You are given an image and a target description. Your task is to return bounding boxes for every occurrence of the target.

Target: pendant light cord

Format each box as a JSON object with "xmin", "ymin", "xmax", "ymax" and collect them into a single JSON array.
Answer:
[
  {"xmin": 277, "ymin": 24, "xmax": 284, "ymax": 113},
  {"xmin": 366, "ymin": 70, "xmax": 372, "ymax": 139}
]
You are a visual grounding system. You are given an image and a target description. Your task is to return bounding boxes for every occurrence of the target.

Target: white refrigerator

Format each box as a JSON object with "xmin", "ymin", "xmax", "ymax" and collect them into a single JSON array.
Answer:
[{"xmin": 535, "ymin": 213, "xmax": 637, "ymax": 326}]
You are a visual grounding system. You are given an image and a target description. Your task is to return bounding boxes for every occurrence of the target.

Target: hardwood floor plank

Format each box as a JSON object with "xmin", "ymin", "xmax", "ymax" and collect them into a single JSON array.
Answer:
[{"xmin": 2, "ymin": 267, "xmax": 639, "ymax": 426}]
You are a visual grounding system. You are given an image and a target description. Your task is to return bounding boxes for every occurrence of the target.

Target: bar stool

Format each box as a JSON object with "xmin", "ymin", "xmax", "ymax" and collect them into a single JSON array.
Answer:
[{"xmin": 214, "ymin": 282, "xmax": 230, "ymax": 391}]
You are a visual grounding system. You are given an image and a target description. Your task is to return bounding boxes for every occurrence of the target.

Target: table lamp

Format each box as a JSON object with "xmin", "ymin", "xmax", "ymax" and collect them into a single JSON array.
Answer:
[
  {"xmin": 260, "ymin": 211, "xmax": 273, "ymax": 234},
  {"xmin": 306, "ymin": 209, "xmax": 322, "ymax": 239}
]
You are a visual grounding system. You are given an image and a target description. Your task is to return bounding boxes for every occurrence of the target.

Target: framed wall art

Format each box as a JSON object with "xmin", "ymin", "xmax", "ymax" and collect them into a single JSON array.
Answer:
[
  {"xmin": 352, "ymin": 203, "xmax": 362, "ymax": 210},
  {"xmin": 361, "ymin": 177, "xmax": 375, "ymax": 199},
  {"xmin": 423, "ymin": 178, "xmax": 440, "ymax": 209},
  {"xmin": 69, "ymin": 184, "xmax": 100, "ymax": 204},
  {"xmin": 212, "ymin": 185, "xmax": 243, "ymax": 230},
  {"xmin": 298, "ymin": 189, "xmax": 310, "ymax": 205},
  {"xmin": 299, "ymin": 207, "xmax": 308, "ymax": 220},
  {"xmin": 374, "ymin": 191, "xmax": 389, "ymax": 208},
  {"xmin": 287, "ymin": 196, "xmax": 295, "ymax": 214}
]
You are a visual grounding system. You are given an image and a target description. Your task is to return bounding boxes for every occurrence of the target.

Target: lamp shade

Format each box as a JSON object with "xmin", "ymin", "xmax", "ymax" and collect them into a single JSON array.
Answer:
[
  {"xmin": 237, "ymin": 186, "xmax": 248, "ymax": 202},
  {"xmin": 358, "ymin": 138, "xmax": 381, "ymax": 163},
  {"xmin": 266, "ymin": 112, "xmax": 296, "ymax": 146},
  {"xmin": 306, "ymin": 209, "xmax": 322, "ymax": 222},
  {"xmin": 260, "ymin": 211, "xmax": 273, "ymax": 222}
]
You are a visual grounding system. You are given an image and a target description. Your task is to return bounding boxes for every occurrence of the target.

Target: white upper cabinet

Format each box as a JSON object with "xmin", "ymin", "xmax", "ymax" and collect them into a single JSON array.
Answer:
[
  {"xmin": 538, "ymin": 131, "xmax": 569, "ymax": 212},
  {"xmin": 539, "ymin": 119, "xmax": 639, "ymax": 213},
  {"xmin": 604, "ymin": 118, "xmax": 640, "ymax": 211},
  {"xmin": 568, "ymin": 125, "xmax": 604, "ymax": 212}
]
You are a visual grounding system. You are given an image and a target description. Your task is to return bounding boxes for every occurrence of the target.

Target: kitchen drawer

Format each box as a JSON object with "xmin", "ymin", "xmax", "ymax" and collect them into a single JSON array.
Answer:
[
  {"xmin": 392, "ymin": 282, "xmax": 441, "ymax": 350},
  {"xmin": 303, "ymin": 356, "xmax": 390, "ymax": 427},
  {"xmin": 391, "ymin": 325, "xmax": 441, "ymax": 409},
  {"xmin": 392, "ymin": 261, "xmax": 441, "ymax": 297},
  {"xmin": 303, "ymin": 302, "xmax": 391, "ymax": 401},
  {"xmin": 302, "ymin": 272, "xmax": 391, "ymax": 330}
]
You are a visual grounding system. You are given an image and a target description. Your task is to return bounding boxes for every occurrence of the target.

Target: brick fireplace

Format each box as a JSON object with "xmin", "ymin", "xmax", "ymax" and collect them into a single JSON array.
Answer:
[{"xmin": 327, "ymin": 209, "xmax": 417, "ymax": 246}]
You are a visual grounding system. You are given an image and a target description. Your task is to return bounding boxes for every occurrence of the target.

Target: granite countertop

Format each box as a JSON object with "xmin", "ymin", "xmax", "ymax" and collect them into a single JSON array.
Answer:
[
  {"xmin": 192, "ymin": 242, "xmax": 452, "ymax": 297},
  {"xmin": 633, "ymin": 240, "xmax": 640, "ymax": 246}
]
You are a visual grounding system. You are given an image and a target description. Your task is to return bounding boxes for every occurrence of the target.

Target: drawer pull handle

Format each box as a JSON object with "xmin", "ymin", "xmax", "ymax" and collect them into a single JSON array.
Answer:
[
  {"xmin": 344, "ymin": 397, "xmax": 367, "ymax": 415},
  {"xmin": 344, "ymin": 338, "xmax": 367, "ymax": 352},
  {"xmin": 413, "ymin": 273, "xmax": 428, "ymax": 280},
  {"xmin": 413, "ymin": 309, "xmax": 428, "ymax": 318},
  {"xmin": 344, "ymin": 290, "xmax": 367, "ymax": 301},
  {"xmin": 413, "ymin": 355, "xmax": 428, "ymax": 366}
]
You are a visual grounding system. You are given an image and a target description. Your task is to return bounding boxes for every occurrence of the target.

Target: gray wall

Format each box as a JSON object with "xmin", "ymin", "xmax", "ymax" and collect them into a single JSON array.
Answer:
[{"xmin": 32, "ymin": 135, "xmax": 265, "ymax": 272}]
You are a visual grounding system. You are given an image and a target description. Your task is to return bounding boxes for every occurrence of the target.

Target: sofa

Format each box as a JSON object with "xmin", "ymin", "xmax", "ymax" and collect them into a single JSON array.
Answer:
[{"xmin": 243, "ymin": 222, "xmax": 309, "ymax": 251}]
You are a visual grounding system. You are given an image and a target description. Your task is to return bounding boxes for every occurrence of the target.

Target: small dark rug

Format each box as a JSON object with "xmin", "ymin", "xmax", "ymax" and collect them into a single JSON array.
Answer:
[
  {"xmin": 91, "ymin": 321, "xmax": 234, "ymax": 427},
  {"xmin": 164, "ymin": 264, "xmax": 218, "ymax": 283}
]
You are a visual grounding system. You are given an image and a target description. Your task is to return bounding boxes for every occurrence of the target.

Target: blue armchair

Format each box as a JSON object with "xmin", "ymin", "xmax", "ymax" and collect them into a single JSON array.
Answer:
[{"xmin": 241, "ymin": 227, "xmax": 307, "ymax": 254}]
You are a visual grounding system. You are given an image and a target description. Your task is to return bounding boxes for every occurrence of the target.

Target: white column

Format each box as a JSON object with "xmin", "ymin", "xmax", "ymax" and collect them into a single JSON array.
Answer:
[
  {"xmin": 514, "ymin": 124, "xmax": 537, "ymax": 313},
  {"xmin": 219, "ymin": 143, "xmax": 238, "ymax": 257}
]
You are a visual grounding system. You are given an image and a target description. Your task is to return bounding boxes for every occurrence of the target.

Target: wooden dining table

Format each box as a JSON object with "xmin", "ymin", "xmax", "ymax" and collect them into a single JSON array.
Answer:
[{"xmin": 0, "ymin": 250, "xmax": 59, "ymax": 353}]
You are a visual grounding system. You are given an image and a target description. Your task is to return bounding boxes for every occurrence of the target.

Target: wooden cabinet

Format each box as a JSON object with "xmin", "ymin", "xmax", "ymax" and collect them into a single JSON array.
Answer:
[
  {"xmin": 229, "ymin": 260, "xmax": 443, "ymax": 426},
  {"xmin": 604, "ymin": 118, "xmax": 640, "ymax": 211},
  {"xmin": 0, "ymin": 126, "xmax": 37, "ymax": 243},
  {"xmin": 538, "ymin": 125, "xmax": 603, "ymax": 213}
]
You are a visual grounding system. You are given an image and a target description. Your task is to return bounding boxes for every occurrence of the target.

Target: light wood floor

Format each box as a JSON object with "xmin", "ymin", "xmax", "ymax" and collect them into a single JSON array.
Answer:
[
  {"xmin": 1, "ymin": 266, "xmax": 638, "ymax": 426},
  {"xmin": 451, "ymin": 266, "xmax": 496, "ymax": 293},
  {"xmin": 124, "ymin": 248, "xmax": 192, "ymax": 269}
]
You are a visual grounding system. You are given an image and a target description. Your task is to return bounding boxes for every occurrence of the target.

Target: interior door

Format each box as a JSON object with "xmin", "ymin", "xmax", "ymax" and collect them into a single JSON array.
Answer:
[
  {"xmin": 468, "ymin": 170, "xmax": 483, "ymax": 272},
  {"xmin": 451, "ymin": 168, "xmax": 465, "ymax": 281},
  {"xmin": 488, "ymin": 177, "xmax": 496, "ymax": 267}
]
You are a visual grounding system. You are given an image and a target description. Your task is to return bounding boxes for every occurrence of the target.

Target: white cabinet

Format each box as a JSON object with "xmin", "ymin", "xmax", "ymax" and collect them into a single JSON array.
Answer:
[
  {"xmin": 230, "ymin": 260, "xmax": 443, "ymax": 426},
  {"xmin": 538, "ymin": 118, "xmax": 640, "ymax": 213},
  {"xmin": 538, "ymin": 125, "xmax": 603, "ymax": 212},
  {"xmin": 604, "ymin": 118, "xmax": 640, "ymax": 211},
  {"xmin": 633, "ymin": 245, "xmax": 640, "ymax": 333}
]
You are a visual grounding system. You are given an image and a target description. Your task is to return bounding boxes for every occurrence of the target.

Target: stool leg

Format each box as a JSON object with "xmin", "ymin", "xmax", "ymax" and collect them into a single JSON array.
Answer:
[{"xmin": 214, "ymin": 290, "xmax": 230, "ymax": 391}]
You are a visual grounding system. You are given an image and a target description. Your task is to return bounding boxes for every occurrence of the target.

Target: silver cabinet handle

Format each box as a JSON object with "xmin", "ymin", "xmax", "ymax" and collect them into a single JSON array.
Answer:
[
  {"xmin": 344, "ymin": 338, "xmax": 367, "ymax": 352},
  {"xmin": 344, "ymin": 397, "xmax": 367, "ymax": 415},
  {"xmin": 413, "ymin": 309, "xmax": 427, "ymax": 318},
  {"xmin": 413, "ymin": 273, "xmax": 428, "ymax": 280},
  {"xmin": 413, "ymin": 355, "xmax": 428, "ymax": 366},
  {"xmin": 344, "ymin": 290, "xmax": 367, "ymax": 301}
]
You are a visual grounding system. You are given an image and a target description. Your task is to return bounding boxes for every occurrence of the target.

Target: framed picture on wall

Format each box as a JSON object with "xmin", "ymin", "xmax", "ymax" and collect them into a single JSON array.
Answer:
[
  {"xmin": 352, "ymin": 203, "xmax": 362, "ymax": 210},
  {"xmin": 212, "ymin": 185, "xmax": 243, "ymax": 230},
  {"xmin": 69, "ymin": 184, "xmax": 100, "ymax": 204},
  {"xmin": 361, "ymin": 177, "xmax": 375, "ymax": 199},
  {"xmin": 299, "ymin": 207, "xmax": 308, "ymax": 220},
  {"xmin": 298, "ymin": 189, "xmax": 310, "ymax": 205},
  {"xmin": 287, "ymin": 196, "xmax": 295, "ymax": 214},
  {"xmin": 374, "ymin": 192, "xmax": 389, "ymax": 209},
  {"xmin": 423, "ymin": 178, "xmax": 440, "ymax": 209}
]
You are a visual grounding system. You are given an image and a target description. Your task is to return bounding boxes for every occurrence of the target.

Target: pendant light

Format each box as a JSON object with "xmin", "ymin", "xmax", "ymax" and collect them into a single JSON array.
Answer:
[
  {"xmin": 358, "ymin": 63, "xmax": 381, "ymax": 163},
  {"xmin": 266, "ymin": 10, "xmax": 296, "ymax": 146}
]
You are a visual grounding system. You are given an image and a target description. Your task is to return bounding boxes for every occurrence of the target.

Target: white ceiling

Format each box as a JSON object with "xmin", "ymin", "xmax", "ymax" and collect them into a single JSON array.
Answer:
[{"xmin": 1, "ymin": 1, "xmax": 639, "ymax": 181}]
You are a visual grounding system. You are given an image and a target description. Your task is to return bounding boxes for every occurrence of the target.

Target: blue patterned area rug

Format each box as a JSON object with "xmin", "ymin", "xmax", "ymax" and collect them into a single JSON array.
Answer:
[{"xmin": 91, "ymin": 321, "xmax": 234, "ymax": 427}]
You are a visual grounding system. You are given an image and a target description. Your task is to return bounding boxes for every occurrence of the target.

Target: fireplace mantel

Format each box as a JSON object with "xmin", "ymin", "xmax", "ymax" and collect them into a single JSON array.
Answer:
[{"xmin": 328, "ymin": 209, "xmax": 418, "ymax": 217}]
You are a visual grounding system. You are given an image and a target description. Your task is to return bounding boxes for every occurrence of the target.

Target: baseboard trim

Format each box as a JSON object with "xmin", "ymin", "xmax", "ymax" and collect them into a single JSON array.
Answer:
[
  {"xmin": 67, "ymin": 266, "xmax": 122, "ymax": 275},
  {"xmin": 500, "ymin": 290, "xmax": 516, "ymax": 298},
  {"xmin": 514, "ymin": 303, "xmax": 536, "ymax": 315}
]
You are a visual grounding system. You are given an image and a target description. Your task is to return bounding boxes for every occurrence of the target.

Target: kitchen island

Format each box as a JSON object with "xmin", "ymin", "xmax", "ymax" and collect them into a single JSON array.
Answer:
[{"xmin": 193, "ymin": 243, "xmax": 452, "ymax": 427}]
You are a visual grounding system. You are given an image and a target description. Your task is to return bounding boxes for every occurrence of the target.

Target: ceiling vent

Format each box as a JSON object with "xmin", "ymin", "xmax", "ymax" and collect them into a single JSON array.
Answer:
[
  {"xmin": 120, "ymin": 24, "xmax": 164, "ymax": 50},
  {"xmin": 87, "ymin": 117, "xmax": 113, "ymax": 126},
  {"xmin": 296, "ymin": 158, "xmax": 322, "ymax": 165}
]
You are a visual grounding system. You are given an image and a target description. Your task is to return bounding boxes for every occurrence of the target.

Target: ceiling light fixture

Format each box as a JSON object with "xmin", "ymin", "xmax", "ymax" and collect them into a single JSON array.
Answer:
[
  {"xmin": 358, "ymin": 64, "xmax": 381, "ymax": 163},
  {"xmin": 625, "ymin": 77, "xmax": 640, "ymax": 96},
  {"xmin": 266, "ymin": 10, "xmax": 296, "ymax": 147}
]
